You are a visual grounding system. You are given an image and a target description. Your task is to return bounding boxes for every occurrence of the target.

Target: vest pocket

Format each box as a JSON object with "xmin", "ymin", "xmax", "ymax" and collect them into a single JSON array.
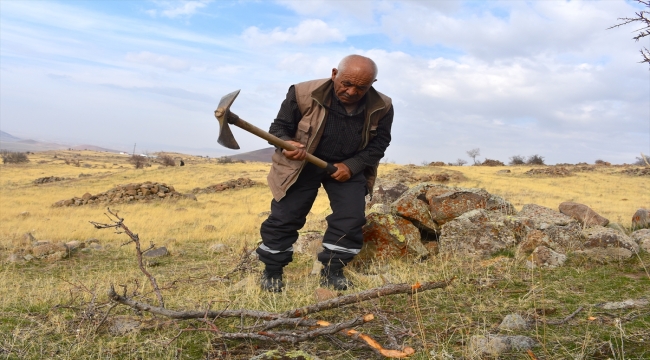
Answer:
[{"xmin": 296, "ymin": 121, "xmax": 311, "ymax": 144}]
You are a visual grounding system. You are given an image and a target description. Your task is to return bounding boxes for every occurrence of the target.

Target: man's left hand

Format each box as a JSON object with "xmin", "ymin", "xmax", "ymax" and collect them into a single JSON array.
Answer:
[{"xmin": 331, "ymin": 163, "xmax": 352, "ymax": 182}]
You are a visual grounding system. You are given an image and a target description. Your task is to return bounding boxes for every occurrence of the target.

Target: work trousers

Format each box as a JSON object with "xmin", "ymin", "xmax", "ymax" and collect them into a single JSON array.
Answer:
[{"xmin": 257, "ymin": 162, "xmax": 367, "ymax": 273}]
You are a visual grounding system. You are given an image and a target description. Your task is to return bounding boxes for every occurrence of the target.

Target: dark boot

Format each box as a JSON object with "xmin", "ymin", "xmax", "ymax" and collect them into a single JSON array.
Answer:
[
  {"xmin": 320, "ymin": 266, "xmax": 353, "ymax": 290},
  {"xmin": 260, "ymin": 270, "xmax": 284, "ymax": 292}
]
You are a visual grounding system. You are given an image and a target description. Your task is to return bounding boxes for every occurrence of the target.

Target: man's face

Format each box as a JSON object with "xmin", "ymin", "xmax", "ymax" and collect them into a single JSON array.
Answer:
[{"xmin": 331, "ymin": 65, "xmax": 375, "ymax": 105}]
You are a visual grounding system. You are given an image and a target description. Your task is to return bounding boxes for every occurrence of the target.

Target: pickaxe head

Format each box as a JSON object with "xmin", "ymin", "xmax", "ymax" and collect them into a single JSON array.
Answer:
[{"xmin": 214, "ymin": 89, "xmax": 241, "ymax": 150}]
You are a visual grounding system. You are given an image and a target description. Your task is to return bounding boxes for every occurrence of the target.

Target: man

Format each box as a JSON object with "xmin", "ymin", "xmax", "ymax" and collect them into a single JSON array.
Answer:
[{"xmin": 257, "ymin": 55, "xmax": 394, "ymax": 292}]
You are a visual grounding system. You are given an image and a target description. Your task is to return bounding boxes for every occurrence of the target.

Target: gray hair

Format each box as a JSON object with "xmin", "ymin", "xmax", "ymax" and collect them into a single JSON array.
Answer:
[{"xmin": 337, "ymin": 55, "xmax": 378, "ymax": 79}]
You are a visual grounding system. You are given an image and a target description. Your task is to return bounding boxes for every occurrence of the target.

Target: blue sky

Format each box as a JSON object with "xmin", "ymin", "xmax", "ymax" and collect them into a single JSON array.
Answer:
[{"xmin": 1, "ymin": 0, "xmax": 648, "ymax": 164}]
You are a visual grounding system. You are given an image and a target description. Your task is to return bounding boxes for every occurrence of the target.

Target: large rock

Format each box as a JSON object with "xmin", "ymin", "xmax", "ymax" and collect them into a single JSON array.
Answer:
[
  {"xmin": 631, "ymin": 229, "xmax": 650, "ymax": 253},
  {"xmin": 632, "ymin": 208, "xmax": 650, "ymax": 230},
  {"xmin": 516, "ymin": 204, "xmax": 582, "ymax": 253},
  {"xmin": 357, "ymin": 213, "xmax": 429, "ymax": 262},
  {"xmin": 143, "ymin": 247, "xmax": 169, "ymax": 258},
  {"xmin": 439, "ymin": 209, "xmax": 519, "ymax": 257},
  {"xmin": 498, "ymin": 314, "xmax": 529, "ymax": 331},
  {"xmin": 391, "ymin": 191, "xmax": 439, "ymax": 235},
  {"xmin": 428, "ymin": 189, "xmax": 489, "ymax": 226},
  {"xmin": 369, "ymin": 181, "xmax": 409, "ymax": 206},
  {"xmin": 559, "ymin": 201, "xmax": 609, "ymax": 227},
  {"xmin": 576, "ymin": 227, "xmax": 639, "ymax": 260}
]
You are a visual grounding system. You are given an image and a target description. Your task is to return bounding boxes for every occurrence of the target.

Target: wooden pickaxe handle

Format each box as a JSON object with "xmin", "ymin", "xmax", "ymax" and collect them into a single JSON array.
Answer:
[{"xmin": 227, "ymin": 112, "xmax": 338, "ymax": 174}]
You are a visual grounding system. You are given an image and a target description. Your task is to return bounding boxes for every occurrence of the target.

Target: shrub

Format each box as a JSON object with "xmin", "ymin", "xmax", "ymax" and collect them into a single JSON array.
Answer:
[
  {"xmin": 480, "ymin": 158, "xmax": 505, "ymax": 166},
  {"xmin": 158, "ymin": 154, "xmax": 175, "ymax": 167},
  {"xmin": 526, "ymin": 154, "xmax": 545, "ymax": 165},
  {"xmin": 1, "ymin": 151, "xmax": 29, "ymax": 164},
  {"xmin": 452, "ymin": 159, "xmax": 467, "ymax": 166},
  {"xmin": 595, "ymin": 159, "xmax": 611, "ymax": 166},
  {"xmin": 634, "ymin": 155, "xmax": 649, "ymax": 166},
  {"xmin": 129, "ymin": 155, "xmax": 148, "ymax": 169},
  {"xmin": 216, "ymin": 156, "xmax": 244, "ymax": 164},
  {"xmin": 509, "ymin": 155, "xmax": 525, "ymax": 165},
  {"xmin": 428, "ymin": 161, "xmax": 446, "ymax": 166}
]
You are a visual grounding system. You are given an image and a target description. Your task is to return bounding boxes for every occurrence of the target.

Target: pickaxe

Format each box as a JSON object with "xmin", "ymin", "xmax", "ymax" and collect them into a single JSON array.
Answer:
[{"xmin": 214, "ymin": 90, "xmax": 337, "ymax": 174}]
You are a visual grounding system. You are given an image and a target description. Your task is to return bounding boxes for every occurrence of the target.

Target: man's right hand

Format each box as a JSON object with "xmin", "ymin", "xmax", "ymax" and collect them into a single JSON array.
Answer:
[{"xmin": 282, "ymin": 140, "xmax": 307, "ymax": 161}]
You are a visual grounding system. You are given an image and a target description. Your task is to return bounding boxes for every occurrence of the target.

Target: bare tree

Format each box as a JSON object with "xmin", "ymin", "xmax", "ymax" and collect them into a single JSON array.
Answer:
[
  {"xmin": 466, "ymin": 148, "xmax": 480, "ymax": 164},
  {"xmin": 609, "ymin": 0, "xmax": 650, "ymax": 66},
  {"xmin": 454, "ymin": 158, "xmax": 468, "ymax": 166}
]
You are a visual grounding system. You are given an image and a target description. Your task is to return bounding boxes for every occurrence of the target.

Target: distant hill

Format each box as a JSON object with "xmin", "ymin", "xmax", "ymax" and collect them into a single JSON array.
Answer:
[
  {"xmin": 230, "ymin": 147, "xmax": 275, "ymax": 163},
  {"xmin": 0, "ymin": 131, "xmax": 22, "ymax": 142},
  {"xmin": 71, "ymin": 144, "xmax": 119, "ymax": 152}
]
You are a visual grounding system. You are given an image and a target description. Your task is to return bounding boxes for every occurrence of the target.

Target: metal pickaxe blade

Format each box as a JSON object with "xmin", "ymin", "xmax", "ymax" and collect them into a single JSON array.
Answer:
[{"xmin": 214, "ymin": 90, "xmax": 337, "ymax": 174}]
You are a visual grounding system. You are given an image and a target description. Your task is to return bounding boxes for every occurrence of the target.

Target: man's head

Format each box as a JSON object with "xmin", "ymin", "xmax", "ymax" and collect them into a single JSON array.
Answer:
[{"xmin": 331, "ymin": 55, "xmax": 378, "ymax": 106}]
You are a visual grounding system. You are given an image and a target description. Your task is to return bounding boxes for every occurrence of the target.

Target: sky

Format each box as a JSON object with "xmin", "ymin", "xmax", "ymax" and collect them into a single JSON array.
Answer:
[{"xmin": 1, "ymin": 0, "xmax": 649, "ymax": 165}]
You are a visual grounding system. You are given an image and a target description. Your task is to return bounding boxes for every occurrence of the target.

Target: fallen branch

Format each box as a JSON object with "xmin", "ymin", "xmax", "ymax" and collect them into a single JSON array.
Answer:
[
  {"xmin": 91, "ymin": 208, "xmax": 165, "ymax": 308},
  {"xmin": 108, "ymin": 278, "xmax": 454, "ymax": 321}
]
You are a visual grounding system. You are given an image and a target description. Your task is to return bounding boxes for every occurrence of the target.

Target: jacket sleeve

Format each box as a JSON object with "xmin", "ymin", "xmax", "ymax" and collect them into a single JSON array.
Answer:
[
  {"xmin": 342, "ymin": 105, "xmax": 394, "ymax": 175},
  {"xmin": 268, "ymin": 85, "xmax": 302, "ymax": 142}
]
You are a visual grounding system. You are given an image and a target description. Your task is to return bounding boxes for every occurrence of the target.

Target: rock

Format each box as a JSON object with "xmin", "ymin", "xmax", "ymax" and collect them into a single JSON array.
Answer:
[
  {"xmin": 486, "ymin": 194, "xmax": 517, "ymax": 215},
  {"xmin": 294, "ymin": 232, "xmax": 323, "ymax": 256},
  {"xmin": 89, "ymin": 243, "xmax": 102, "ymax": 250},
  {"xmin": 439, "ymin": 209, "xmax": 519, "ymax": 257},
  {"xmin": 497, "ymin": 169, "xmax": 511, "ymax": 174},
  {"xmin": 109, "ymin": 316, "xmax": 140, "ymax": 335},
  {"xmin": 369, "ymin": 181, "xmax": 409, "ymax": 206},
  {"xmin": 6, "ymin": 253, "xmax": 24, "ymax": 263},
  {"xmin": 423, "ymin": 241, "xmax": 439, "ymax": 255},
  {"xmin": 368, "ymin": 203, "xmax": 391, "ymax": 215},
  {"xmin": 391, "ymin": 190, "xmax": 439, "ymax": 235},
  {"xmin": 632, "ymin": 208, "xmax": 650, "ymax": 230},
  {"xmin": 47, "ymin": 251, "xmax": 68, "ymax": 261},
  {"xmin": 32, "ymin": 243, "xmax": 68, "ymax": 258},
  {"xmin": 630, "ymin": 229, "xmax": 650, "ymax": 252},
  {"xmin": 192, "ymin": 178, "xmax": 256, "ymax": 194},
  {"xmin": 143, "ymin": 247, "xmax": 169, "ymax": 258},
  {"xmin": 18, "ymin": 211, "xmax": 30, "ymax": 217},
  {"xmin": 203, "ymin": 225, "xmax": 217, "ymax": 232},
  {"xmin": 65, "ymin": 241, "xmax": 85, "ymax": 251},
  {"xmin": 82, "ymin": 192, "xmax": 93, "ymax": 201},
  {"xmin": 498, "ymin": 314, "xmax": 529, "ymax": 331},
  {"xmin": 258, "ymin": 211, "xmax": 272, "ymax": 218},
  {"xmin": 516, "ymin": 204, "xmax": 582, "ymax": 252},
  {"xmin": 357, "ymin": 213, "xmax": 429, "ymax": 262},
  {"xmin": 468, "ymin": 335, "xmax": 538, "ymax": 357},
  {"xmin": 559, "ymin": 201, "xmax": 609, "ymax": 227},
  {"xmin": 599, "ymin": 299, "xmax": 649, "ymax": 310},
  {"xmin": 526, "ymin": 246, "xmax": 567, "ymax": 268},
  {"xmin": 314, "ymin": 288, "xmax": 338, "ymax": 302},
  {"xmin": 209, "ymin": 243, "xmax": 228, "ymax": 254},
  {"xmin": 428, "ymin": 189, "xmax": 489, "ymax": 226},
  {"xmin": 606, "ymin": 223, "xmax": 628, "ymax": 236},
  {"xmin": 580, "ymin": 227, "xmax": 639, "ymax": 260},
  {"xmin": 87, "ymin": 238, "xmax": 100, "ymax": 244},
  {"xmin": 23, "ymin": 254, "xmax": 34, "ymax": 261}
]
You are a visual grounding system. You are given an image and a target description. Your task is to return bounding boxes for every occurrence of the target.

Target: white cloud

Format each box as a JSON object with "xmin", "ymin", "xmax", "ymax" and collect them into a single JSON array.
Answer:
[
  {"xmin": 125, "ymin": 51, "xmax": 190, "ymax": 72},
  {"xmin": 147, "ymin": 0, "xmax": 211, "ymax": 19},
  {"xmin": 242, "ymin": 19, "xmax": 345, "ymax": 46}
]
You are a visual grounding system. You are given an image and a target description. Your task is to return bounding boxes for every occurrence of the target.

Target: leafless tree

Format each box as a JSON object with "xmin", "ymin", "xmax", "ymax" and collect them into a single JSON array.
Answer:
[
  {"xmin": 129, "ymin": 155, "xmax": 147, "ymax": 169},
  {"xmin": 609, "ymin": 0, "xmax": 650, "ymax": 66},
  {"xmin": 1, "ymin": 151, "xmax": 29, "ymax": 164},
  {"xmin": 454, "ymin": 158, "xmax": 468, "ymax": 166},
  {"xmin": 158, "ymin": 154, "xmax": 175, "ymax": 166},
  {"xmin": 466, "ymin": 148, "xmax": 480, "ymax": 164}
]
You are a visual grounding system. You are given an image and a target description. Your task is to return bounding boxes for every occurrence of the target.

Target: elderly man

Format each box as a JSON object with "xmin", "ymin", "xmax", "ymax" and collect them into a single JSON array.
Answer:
[{"xmin": 257, "ymin": 55, "xmax": 394, "ymax": 292}]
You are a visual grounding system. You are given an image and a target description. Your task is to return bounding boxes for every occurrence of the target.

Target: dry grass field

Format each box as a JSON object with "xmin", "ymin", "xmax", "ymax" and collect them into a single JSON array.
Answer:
[{"xmin": 0, "ymin": 150, "xmax": 648, "ymax": 359}]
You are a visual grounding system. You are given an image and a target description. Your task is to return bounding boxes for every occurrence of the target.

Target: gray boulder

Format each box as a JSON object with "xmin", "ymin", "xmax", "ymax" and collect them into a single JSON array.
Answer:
[
  {"xmin": 468, "ymin": 335, "xmax": 538, "ymax": 357},
  {"xmin": 576, "ymin": 227, "xmax": 639, "ymax": 260},
  {"xmin": 632, "ymin": 208, "xmax": 650, "ymax": 230},
  {"xmin": 439, "ymin": 209, "xmax": 519, "ymax": 257},
  {"xmin": 559, "ymin": 201, "xmax": 609, "ymax": 227}
]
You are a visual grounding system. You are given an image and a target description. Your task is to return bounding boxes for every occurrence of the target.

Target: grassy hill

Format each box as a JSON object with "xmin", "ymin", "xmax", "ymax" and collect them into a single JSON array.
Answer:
[{"xmin": 0, "ymin": 150, "xmax": 648, "ymax": 359}]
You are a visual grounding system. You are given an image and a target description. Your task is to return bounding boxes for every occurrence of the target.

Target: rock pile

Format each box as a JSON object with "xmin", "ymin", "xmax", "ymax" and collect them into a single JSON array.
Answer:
[
  {"xmin": 192, "ymin": 178, "xmax": 256, "ymax": 194},
  {"xmin": 524, "ymin": 167, "xmax": 572, "ymax": 177},
  {"xmin": 357, "ymin": 182, "xmax": 648, "ymax": 265},
  {"xmin": 6, "ymin": 236, "xmax": 104, "ymax": 263},
  {"xmin": 379, "ymin": 167, "xmax": 466, "ymax": 184},
  {"xmin": 620, "ymin": 167, "xmax": 650, "ymax": 176},
  {"xmin": 53, "ymin": 182, "xmax": 192, "ymax": 207},
  {"xmin": 33, "ymin": 176, "xmax": 67, "ymax": 184}
]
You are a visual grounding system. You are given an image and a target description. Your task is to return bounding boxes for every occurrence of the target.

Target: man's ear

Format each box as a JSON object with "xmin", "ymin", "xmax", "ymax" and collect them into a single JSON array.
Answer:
[{"xmin": 331, "ymin": 68, "xmax": 338, "ymax": 80}]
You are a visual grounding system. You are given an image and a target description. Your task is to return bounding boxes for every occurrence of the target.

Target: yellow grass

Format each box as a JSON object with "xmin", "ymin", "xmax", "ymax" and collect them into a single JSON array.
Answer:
[{"xmin": 0, "ymin": 150, "xmax": 648, "ymax": 359}]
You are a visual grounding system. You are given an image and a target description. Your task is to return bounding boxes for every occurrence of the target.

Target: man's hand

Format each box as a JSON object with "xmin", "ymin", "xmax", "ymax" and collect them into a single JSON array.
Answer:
[
  {"xmin": 282, "ymin": 141, "xmax": 306, "ymax": 161},
  {"xmin": 331, "ymin": 163, "xmax": 352, "ymax": 182}
]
